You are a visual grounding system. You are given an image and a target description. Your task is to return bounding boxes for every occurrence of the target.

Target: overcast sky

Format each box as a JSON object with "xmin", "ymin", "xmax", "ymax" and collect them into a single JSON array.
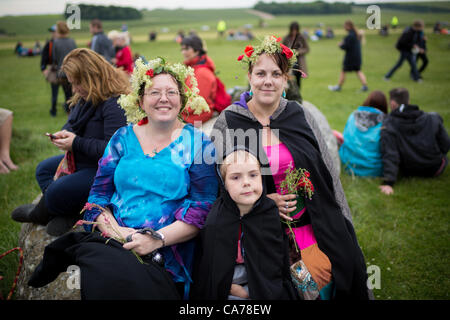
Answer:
[{"xmin": 0, "ymin": 0, "xmax": 442, "ymax": 16}]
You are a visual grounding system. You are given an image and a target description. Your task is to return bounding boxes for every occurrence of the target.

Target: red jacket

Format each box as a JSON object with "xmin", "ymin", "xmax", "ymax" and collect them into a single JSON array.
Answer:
[
  {"xmin": 183, "ymin": 55, "xmax": 217, "ymax": 124},
  {"xmin": 115, "ymin": 46, "xmax": 133, "ymax": 74}
]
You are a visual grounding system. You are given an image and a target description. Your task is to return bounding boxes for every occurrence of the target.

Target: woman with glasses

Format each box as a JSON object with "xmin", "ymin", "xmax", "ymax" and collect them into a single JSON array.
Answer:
[{"xmin": 28, "ymin": 57, "xmax": 218, "ymax": 300}]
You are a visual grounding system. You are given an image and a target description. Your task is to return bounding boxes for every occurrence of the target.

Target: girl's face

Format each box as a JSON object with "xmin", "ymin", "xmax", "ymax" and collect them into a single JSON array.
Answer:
[
  {"xmin": 224, "ymin": 155, "xmax": 262, "ymax": 214},
  {"xmin": 248, "ymin": 53, "xmax": 287, "ymax": 108},
  {"xmin": 140, "ymin": 74, "xmax": 182, "ymax": 124}
]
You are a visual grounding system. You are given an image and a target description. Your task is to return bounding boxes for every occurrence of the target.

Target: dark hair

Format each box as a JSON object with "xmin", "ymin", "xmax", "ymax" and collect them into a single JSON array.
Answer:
[
  {"xmin": 389, "ymin": 88, "xmax": 409, "ymax": 106},
  {"xmin": 344, "ymin": 20, "xmax": 361, "ymax": 40},
  {"xmin": 289, "ymin": 21, "xmax": 300, "ymax": 35},
  {"xmin": 138, "ymin": 71, "xmax": 187, "ymax": 108},
  {"xmin": 362, "ymin": 90, "xmax": 388, "ymax": 113},
  {"xmin": 90, "ymin": 19, "xmax": 102, "ymax": 29},
  {"xmin": 248, "ymin": 51, "xmax": 290, "ymax": 76},
  {"xmin": 181, "ymin": 35, "xmax": 206, "ymax": 55}
]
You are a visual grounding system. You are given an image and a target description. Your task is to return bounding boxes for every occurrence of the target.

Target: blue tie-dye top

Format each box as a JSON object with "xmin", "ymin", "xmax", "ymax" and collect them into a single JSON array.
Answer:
[{"xmin": 83, "ymin": 123, "xmax": 218, "ymax": 289}]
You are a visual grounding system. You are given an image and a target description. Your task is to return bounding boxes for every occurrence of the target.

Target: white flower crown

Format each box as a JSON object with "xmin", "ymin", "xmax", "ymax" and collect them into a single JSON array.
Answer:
[{"xmin": 118, "ymin": 57, "xmax": 210, "ymax": 124}]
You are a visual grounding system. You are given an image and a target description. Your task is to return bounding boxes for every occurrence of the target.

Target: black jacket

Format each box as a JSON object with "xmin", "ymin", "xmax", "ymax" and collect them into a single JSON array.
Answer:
[
  {"xmin": 396, "ymin": 26, "xmax": 421, "ymax": 52},
  {"xmin": 340, "ymin": 30, "xmax": 361, "ymax": 68},
  {"xmin": 211, "ymin": 98, "xmax": 370, "ymax": 299},
  {"xmin": 62, "ymin": 97, "xmax": 127, "ymax": 169},
  {"xmin": 190, "ymin": 148, "xmax": 298, "ymax": 300},
  {"xmin": 380, "ymin": 104, "xmax": 450, "ymax": 185},
  {"xmin": 40, "ymin": 39, "xmax": 53, "ymax": 71}
]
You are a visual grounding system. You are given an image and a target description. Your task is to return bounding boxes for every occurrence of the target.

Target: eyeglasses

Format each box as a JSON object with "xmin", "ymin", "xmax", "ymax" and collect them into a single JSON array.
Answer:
[{"xmin": 145, "ymin": 90, "xmax": 180, "ymax": 98}]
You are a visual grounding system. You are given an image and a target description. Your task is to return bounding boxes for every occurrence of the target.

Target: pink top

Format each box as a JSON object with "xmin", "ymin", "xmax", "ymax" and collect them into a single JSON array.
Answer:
[
  {"xmin": 263, "ymin": 143, "xmax": 295, "ymax": 194},
  {"xmin": 263, "ymin": 143, "xmax": 317, "ymax": 251}
]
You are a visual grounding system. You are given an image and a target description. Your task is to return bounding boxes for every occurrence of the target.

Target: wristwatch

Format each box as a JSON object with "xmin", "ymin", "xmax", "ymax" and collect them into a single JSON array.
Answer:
[{"xmin": 138, "ymin": 227, "xmax": 166, "ymax": 247}]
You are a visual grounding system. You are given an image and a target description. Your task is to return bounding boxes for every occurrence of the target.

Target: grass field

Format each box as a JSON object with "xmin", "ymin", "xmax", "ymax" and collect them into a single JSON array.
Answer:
[{"xmin": 0, "ymin": 5, "xmax": 449, "ymax": 300}]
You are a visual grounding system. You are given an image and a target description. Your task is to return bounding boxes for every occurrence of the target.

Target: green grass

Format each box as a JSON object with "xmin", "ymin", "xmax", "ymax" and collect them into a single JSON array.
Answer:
[{"xmin": 0, "ymin": 7, "xmax": 449, "ymax": 300}]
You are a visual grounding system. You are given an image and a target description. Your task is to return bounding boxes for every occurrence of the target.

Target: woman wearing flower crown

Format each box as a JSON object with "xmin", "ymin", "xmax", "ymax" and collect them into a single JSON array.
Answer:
[
  {"xmin": 27, "ymin": 57, "xmax": 218, "ymax": 300},
  {"xmin": 211, "ymin": 36, "xmax": 370, "ymax": 299}
]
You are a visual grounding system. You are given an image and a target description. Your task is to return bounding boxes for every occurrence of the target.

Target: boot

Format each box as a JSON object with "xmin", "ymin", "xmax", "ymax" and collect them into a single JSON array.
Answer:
[
  {"xmin": 46, "ymin": 215, "xmax": 79, "ymax": 237},
  {"xmin": 11, "ymin": 196, "xmax": 51, "ymax": 225}
]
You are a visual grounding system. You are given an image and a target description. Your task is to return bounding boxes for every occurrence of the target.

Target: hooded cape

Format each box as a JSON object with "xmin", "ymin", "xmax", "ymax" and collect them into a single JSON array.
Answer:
[
  {"xmin": 211, "ymin": 95, "xmax": 370, "ymax": 299},
  {"xmin": 190, "ymin": 147, "xmax": 298, "ymax": 300}
]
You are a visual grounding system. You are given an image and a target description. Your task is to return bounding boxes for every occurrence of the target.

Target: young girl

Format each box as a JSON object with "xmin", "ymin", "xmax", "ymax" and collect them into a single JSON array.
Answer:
[
  {"xmin": 191, "ymin": 149, "xmax": 298, "ymax": 300},
  {"xmin": 329, "ymin": 20, "xmax": 368, "ymax": 92}
]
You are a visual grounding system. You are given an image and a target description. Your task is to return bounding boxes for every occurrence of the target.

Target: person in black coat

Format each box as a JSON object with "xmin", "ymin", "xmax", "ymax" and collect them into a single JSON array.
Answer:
[
  {"xmin": 414, "ymin": 30, "xmax": 428, "ymax": 77},
  {"xmin": 328, "ymin": 20, "xmax": 368, "ymax": 92},
  {"xmin": 384, "ymin": 20, "xmax": 424, "ymax": 82},
  {"xmin": 190, "ymin": 148, "xmax": 298, "ymax": 300},
  {"xmin": 379, "ymin": 88, "xmax": 450, "ymax": 195},
  {"xmin": 11, "ymin": 48, "xmax": 130, "ymax": 236}
]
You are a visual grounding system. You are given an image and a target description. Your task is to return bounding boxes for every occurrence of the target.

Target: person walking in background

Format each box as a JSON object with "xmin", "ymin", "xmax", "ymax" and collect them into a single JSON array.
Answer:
[
  {"xmin": 217, "ymin": 19, "xmax": 227, "ymax": 38},
  {"xmin": 282, "ymin": 22, "xmax": 309, "ymax": 94},
  {"xmin": 328, "ymin": 20, "xmax": 368, "ymax": 92},
  {"xmin": 391, "ymin": 16, "xmax": 399, "ymax": 30},
  {"xmin": 339, "ymin": 90, "xmax": 388, "ymax": 177},
  {"xmin": 52, "ymin": 21, "xmax": 77, "ymax": 115},
  {"xmin": 379, "ymin": 88, "xmax": 450, "ymax": 195},
  {"xmin": 384, "ymin": 20, "xmax": 424, "ymax": 83},
  {"xmin": 414, "ymin": 29, "xmax": 428, "ymax": 77},
  {"xmin": 41, "ymin": 24, "xmax": 61, "ymax": 117},
  {"xmin": 89, "ymin": 19, "xmax": 115, "ymax": 63},
  {"xmin": 0, "ymin": 108, "xmax": 18, "ymax": 174}
]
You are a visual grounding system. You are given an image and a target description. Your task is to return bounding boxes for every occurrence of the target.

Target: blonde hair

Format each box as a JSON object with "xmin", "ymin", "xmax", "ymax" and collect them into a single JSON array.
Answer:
[
  {"xmin": 61, "ymin": 48, "xmax": 131, "ymax": 107},
  {"xmin": 56, "ymin": 21, "xmax": 70, "ymax": 36},
  {"xmin": 220, "ymin": 150, "xmax": 260, "ymax": 179}
]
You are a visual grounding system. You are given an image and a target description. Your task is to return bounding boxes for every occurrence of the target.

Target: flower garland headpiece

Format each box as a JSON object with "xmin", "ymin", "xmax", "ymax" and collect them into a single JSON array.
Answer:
[
  {"xmin": 237, "ymin": 35, "xmax": 298, "ymax": 70},
  {"xmin": 118, "ymin": 57, "xmax": 210, "ymax": 124}
]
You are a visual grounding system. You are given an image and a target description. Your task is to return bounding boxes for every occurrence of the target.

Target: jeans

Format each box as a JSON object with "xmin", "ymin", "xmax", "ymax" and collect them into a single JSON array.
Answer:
[
  {"xmin": 416, "ymin": 53, "xmax": 428, "ymax": 73},
  {"xmin": 50, "ymin": 79, "xmax": 73, "ymax": 114},
  {"xmin": 385, "ymin": 50, "xmax": 421, "ymax": 81},
  {"xmin": 35, "ymin": 155, "xmax": 98, "ymax": 217}
]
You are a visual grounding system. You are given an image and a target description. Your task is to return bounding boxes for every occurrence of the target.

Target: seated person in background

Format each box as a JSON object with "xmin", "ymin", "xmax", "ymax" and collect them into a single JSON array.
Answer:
[
  {"xmin": 191, "ymin": 149, "xmax": 297, "ymax": 300},
  {"xmin": 379, "ymin": 88, "xmax": 450, "ymax": 195},
  {"xmin": 339, "ymin": 90, "xmax": 387, "ymax": 177},
  {"xmin": 181, "ymin": 35, "xmax": 231, "ymax": 125},
  {"xmin": 11, "ymin": 49, "xmax": 129, "ymax": 236},
  {"xmin": 0, "ymin": 108, "xmax": 18, "ymax": 173}
]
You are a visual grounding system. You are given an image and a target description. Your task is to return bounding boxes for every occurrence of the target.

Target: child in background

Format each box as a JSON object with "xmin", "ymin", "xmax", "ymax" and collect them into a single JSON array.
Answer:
[
  {"xmin": 329, "ymin": 20, "xmax": 368, "ymax": 92},
  {"xmin": 191, "ymin": 149, "xmax": 297, "ymax": 300}
]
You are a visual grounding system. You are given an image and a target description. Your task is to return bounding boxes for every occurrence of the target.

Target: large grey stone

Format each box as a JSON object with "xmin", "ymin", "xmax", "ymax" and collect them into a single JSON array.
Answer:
[
  {"xmin": 301, "ymin": 101, "xmax": 341, "ymax": 175},
  {"xmin": 15, "ymin": 195, "xmax": 82, "ymax": 300}
]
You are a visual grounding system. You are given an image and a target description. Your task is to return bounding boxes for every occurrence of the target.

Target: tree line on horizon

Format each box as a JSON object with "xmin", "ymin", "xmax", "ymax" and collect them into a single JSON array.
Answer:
[
  {"xmin": 253, "ymin": 1, "xmax": 450, "ymax": 15},
  {"xmin": 64, "ymin": 3, "xmax": 142, "ymax": 20}
]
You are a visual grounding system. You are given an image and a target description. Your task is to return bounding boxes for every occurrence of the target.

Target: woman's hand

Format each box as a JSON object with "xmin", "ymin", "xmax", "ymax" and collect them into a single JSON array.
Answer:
[
  {"xmin": 51, "ymin": 130, "xmax": 76, "ymax": 151},
  {"xmin": 266, "ymin": 193, "xmax": 297, "ymax": 221},
  {"xmin": 122, "ymin": 220, "xmax": 198, "ymax": 256},
  {"xmin": 96, "ymin": 209, "xmax": 135, "ymax": 240},
  {"xmin": 122, "ymin": 232, "xmax": 163, "ymax": 256}
]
